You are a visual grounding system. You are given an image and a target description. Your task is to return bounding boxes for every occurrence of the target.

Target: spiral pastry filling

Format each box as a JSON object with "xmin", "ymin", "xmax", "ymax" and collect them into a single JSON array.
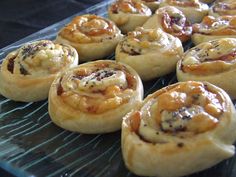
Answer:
[
  {"xmin": 110, "ymin": 0, "xmax": 151, "ymax": 15},
  {"xmin": 180, "ymin": 39, "xmax": 236, "ymax": 75},
  {"xmin": 58, "ymin": 15, "xmax": 121, "ymax": 43},
  {"xmin": 120, "ymin": 27, "xmax": 176, "ymax": 55},
  {"xmin": 166, "ymin": 0, "xmax": 201, "ymax": 8},
  {"xmin": 130, "ymin": 81, "xmax": 225, "ymax": 144},
  {"xmin": 57, "ymin": 62, "xmax": 137, "ymax": 114},
  {"xmin": 213, "ymin": 2, "xmax": 236, "ymax": 16},
  {"xmin": 160, "ymin": 8, "xmax": 192, "ymax": 41},
  {"xmin": 193, "ymin": 16, "xmax": 236, "ymax": 35},
  {"xmin": 6, "ymin": 40, "xmax": 76, "ymax": 77}
]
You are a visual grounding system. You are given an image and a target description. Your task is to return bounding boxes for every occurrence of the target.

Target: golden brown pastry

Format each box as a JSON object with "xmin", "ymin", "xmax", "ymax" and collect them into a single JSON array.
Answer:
[
  {"xmin": 209, "ymin": 1, "xmax": 236, "ymax": 17},
  {"xmin": 108, "ymin": 0, "xmax": 152, "ymax": 33},
  {"xmin": 199, "ymin": 0, "xmax": 215, "ymax": 3},
  {"xmin": 138, "ymin": 0, "xmax": 163, "ymax": 12},
  {"xmin": 56, "ymin": 14, "xmax": 123, "ymax": 62},
  {"xmin": 160, "ymin": 0, "xmax": 209, "ymax": 23},
  {"xmin": 143, "ymin": 6, "xmax": 192, "ymax": 42},
  {"xmin": 177, "ymin": 38, "xmax": 236, "ymax": 99},
  {"xmin": 116, "ymin": 27, "xmax": 183, "ymax": 80},
  {"xmin": 49, "ymin": 60, "xmax": 143, "ymax": 134},
  {"xmin": 192, "ymin": 15, "xmax": 236, "ymax": 45},
  {"xmin": 122, "ymin": 81, "xmax": 236, "ymax": 177},
  {"xmin": 0, "ymin": 40, "xmax": 78, "ymax": 102}
]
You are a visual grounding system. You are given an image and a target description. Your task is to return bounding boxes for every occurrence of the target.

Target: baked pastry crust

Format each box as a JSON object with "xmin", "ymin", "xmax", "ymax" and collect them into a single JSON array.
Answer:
[
  {"xmin": 160, "ymin": 0, "xmax": 209, "ymax": 23},
  {"xmin": 0, "ymin": 40, "xmax": 78, "ymax": 102},
  {"xmin": 56, "ymin": 14, "xmax": 123, "ymax": 62},
  {"xmin": 199, "ymin": 0, "xmax": 215, "ymax": 3},
  {"xmin": 49, "ymin": 60, "xmax": 143, "ymax": 134},
  {"xmin": 116, "ymin": 27, "xmax": 183, "ymax": 80},
  {"xmin": 209, "ymin": 1, "xmax": 236, "ymax": 17},
  {"xmin": 143, "ymin": 6, "xmax": 192, "ymax": 42},
  {"xmin": 138, "ymin": 0, "xmax": 162, "ymax": 12},
  {"xmin": 122, "ymin": 81, "xmax": 236, "ymax": 177},
  {"xmin": 192, "ymin": 15, "xmax": 236, "ymax": 45},
  {"xmin": 108, "ymin": 0, "xmax": 152, "ymax": 33},
  {"xmin": 177, "ymin": 38, "xmax": 236, "ymax": 99}
]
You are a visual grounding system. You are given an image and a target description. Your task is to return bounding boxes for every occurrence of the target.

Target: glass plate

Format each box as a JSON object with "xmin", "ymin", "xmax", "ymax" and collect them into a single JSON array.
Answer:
[{"xmin": 0, "ymin": 1, "xmax": 236, "ymax": 177}]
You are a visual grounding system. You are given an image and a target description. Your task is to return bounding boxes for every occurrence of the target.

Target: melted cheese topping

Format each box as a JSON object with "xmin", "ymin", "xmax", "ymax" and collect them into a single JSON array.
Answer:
[
  {"xmin": 213, "ymin": 2, "xmax": 236, "ymax": 16},
  {"xmin": 121, "ymin": 27, "xmax": 181, "ymax": 55},
  {"xmin": 134, "ymin": 81, "xmax": 225, "ymax": 143},
  {"xmin": 158, "ymin": 6, "xmax": 192, "ymax": 42},
  {"xmin": 110, "ymin": 0, "xmax": 151, "ymax": 15},
  {"xmin": 59, "ymin": 15, "xmax": 121, "ymax": 43},
  {"xmin": 58, "ymin": 61, "xmax": 137, "ymax": 114},
  {"xmin": 193, "ymin": 15, "xmax": 236, "ymax": 35},
  {"xmin": 166, "ymin": 0, "xmax": 201, "ymax": 8},
  {"xmin": 7, "ymin": 40, "xmax": 77, "ymax": 77},
  {"xmin": 181, "ymin": 38, "xmax": 236, "ymax": 75}
]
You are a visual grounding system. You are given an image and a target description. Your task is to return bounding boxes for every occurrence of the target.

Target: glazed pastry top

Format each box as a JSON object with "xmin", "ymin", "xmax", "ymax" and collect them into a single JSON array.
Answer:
[
  {"xmin": 193, "ymin": 15, "xmax": 236, "ymax": 35},
  {"xmin": 56, "ymin": 61, "xmax": 139, "ymax": 114},
  {"xmin": 212, "ymin": 1, "xmax": 236, "ymax": 16},
  {"xmin": 58, "ymin": 14, "xmax": 122, "ymax": 43},
  {"xmin": 5, "ymin": 40, "xmax": 77, "ymax": 77},
  {"xmin": 180, "ymin": 38, "xmax": 236, "ymax": 75},
  {"xmin": 110, "ymin": 0, "xmax": 152, "ymax": 15},
  {"xmin": 158, "ymin": 6, "xmax": 192, "ymax": 41},
  {"xmin": 120, "ymin": 27, "xmax": 182, "ymax": 55},
  {"xmin": 129, "ymin": 81, "xmax": 225, "ymax": 143},
  {"xmin": 164, "ymin": 0, "xmax": 202, "ymax": 8}
]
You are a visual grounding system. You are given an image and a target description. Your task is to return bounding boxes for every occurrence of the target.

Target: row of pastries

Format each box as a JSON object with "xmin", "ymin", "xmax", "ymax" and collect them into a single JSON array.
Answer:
[{"xmin": 1, "ymin": 0, "xmax": 236, "ymax": 177}]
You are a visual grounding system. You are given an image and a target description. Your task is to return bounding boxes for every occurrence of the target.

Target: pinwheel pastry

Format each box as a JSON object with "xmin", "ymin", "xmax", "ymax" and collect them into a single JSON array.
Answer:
[
  {"xmin": 192, "ymin": 15, "xmax": 236, "ymax": 45},
  {"xmin": 56, "ymin": 14, "xmax": 123, "ymax": 62},
  {"xmin": 160, "ymin": 0, "xmax": 209, "ymax": 24},
  {"xmin": 0, "ymin": 40, "xmax": 78, "ymax": 102},
  {"xmin": 143, "ymin": 6, "xmax": 192, "ymax": 42},
  {"xmin": 108, "ymin": 0, "xmax": 152, "ymax": 34},
  {"xmin": 49, "ymin": 60, "xmax": 143, "ymax": 134},
  {"xmin": 209, "ymin": 1, "xmax": 236, "ymax": 17},
  {"xmin": 138, "ymin": 0, "xmax": 163, "ymax": 12},
  {"xmin": 116, "ymin": 27, "xmax": 183, "ymax": 80},
  {"xmin": 122, "ymin": 81, "xmax": 236, "ymax": 177},
  {"xmin": 177, "ymin": 38, "xmax": 236, "ymax": 99}
]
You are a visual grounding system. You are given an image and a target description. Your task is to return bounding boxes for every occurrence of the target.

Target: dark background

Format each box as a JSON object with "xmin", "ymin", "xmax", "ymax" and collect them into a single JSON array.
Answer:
[
  {"xmin": 0, "ymin": 0, "xmax": 103, "ymax": 49},
  {"xmin": 0, "ymin": 0, "xmax": 103, "ymax": 176}
]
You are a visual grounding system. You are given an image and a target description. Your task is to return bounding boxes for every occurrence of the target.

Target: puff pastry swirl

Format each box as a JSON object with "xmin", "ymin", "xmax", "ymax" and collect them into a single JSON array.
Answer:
[
  {"xmin": 192, "ymin": 15, "xmax": 236, "ymax": 45},
  {"xmin": 143, "ymin": 6, "xmax": 192, "ymax": 42},
  {"xmin": 108, "ymin": 0, "xmax": 152, "ymax": 33},
  {"xmin": 122, "ymin": 81, "xmax": 236, "ymax": 177},
  {"xmin": 0, "ymin": 40, "xmax": 78, "ymax": 102},
  {"xmin": 177, "ymin": 38, "xmax": 236, "ymax": 99},
  {"xmin": 160, "ymin": 0, "xmax": 209, "ymax": 23},
  {"xmin": 49, "ymin": 60, "xmax": 143, "ymax": 134},
  {"xmin": 209, "ymin": 1, "xmax": 236, "ymax": 17},
  {"xmin": 56, "ymin": 14, "xmax": 123, "ymax": 62},
  {"xmin": 116, "ymin": 27, "xmax": 183, "ymax": 80}
]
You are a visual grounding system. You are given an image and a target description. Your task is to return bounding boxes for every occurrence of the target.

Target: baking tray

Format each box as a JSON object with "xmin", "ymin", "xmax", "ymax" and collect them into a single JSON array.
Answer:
[{"xmin": 0, "ymin": 0, "xmax": 236, "ymax": 176}]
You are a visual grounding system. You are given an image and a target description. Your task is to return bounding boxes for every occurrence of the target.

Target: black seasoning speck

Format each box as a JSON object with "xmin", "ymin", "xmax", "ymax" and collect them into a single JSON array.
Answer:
[
  {"xmin": 144, "ymin": 124, "xmax": 147, "ymax": 127},
  {"xmin": 7, "ymin": 56, "xmax": 16, "ymax": 73},
  {"xmin": 156, "ymin": 132, "xmax": 159, "ymax": 135},
  {"xmin": 57, "ymin": 78, "xmax": 64, "ymax": 96},
  {"xmin": 19, "ymin": 64, "xmax": 29, "ymax": 75},
  {"xmin": 177, "ymin": 142, "xmax": 184, "ymax": 148},
  {"xmin": 182, "ymin": 115, "xmax": 191, "ymax": 120}
]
